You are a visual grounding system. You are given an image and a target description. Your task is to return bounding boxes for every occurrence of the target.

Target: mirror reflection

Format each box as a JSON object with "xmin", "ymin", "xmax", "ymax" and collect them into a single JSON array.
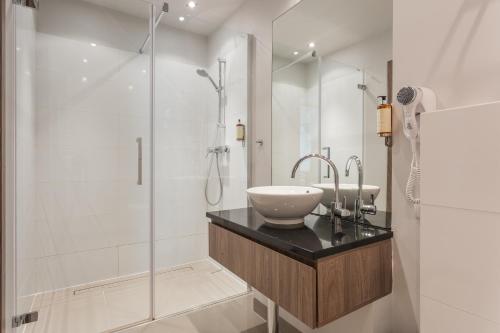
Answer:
[{"xmin": 272, "ymin": 0, "xmax": 393, "ymax": 216}]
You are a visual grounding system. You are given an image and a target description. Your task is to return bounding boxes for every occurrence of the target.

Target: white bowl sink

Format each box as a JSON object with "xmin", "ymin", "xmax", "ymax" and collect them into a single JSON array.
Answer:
[
  {"xmin": 311, "ymin": 183, "xmax": 380, "ymax": 210},
  {"xmin": 246, "ymin": 186, "xmax": 323, "ymax": 227}
]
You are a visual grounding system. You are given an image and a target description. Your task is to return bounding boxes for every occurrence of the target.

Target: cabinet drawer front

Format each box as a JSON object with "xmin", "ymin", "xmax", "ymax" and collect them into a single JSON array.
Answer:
[
  {"xmin": 252, "ymin": 242, "xmax": 279, "ymax": 302},
  {"xmin": 208, "ymin": 223, "xmax": 253, "ymax": 281},
  {"xmin": 278, "ymin": 252, "xmax": 316, "ymax": 328},
  {"xmin": 317, "ymin": 239, "xmax": 392, "ymax": 326},
  {"xmin": 208, "ymin": 223, "xmax": 317, "ymax": 328}
]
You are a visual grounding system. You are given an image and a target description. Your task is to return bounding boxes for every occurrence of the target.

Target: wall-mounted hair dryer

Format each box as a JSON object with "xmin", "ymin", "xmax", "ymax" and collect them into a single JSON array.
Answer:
[{"xmin": 396, "ymin": 86, "xmax": 436, "ymax": 218}]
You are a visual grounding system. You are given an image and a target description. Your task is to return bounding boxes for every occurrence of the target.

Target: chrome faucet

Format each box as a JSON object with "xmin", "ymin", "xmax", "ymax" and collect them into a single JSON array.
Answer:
[
  {"xmin": 345, "ymin": 155, "xmax": 363, "ymax": 220},
  {"xmin": 291, "ymin": 154, "xmax": 350, "ymax": 219},
  {"xmin": 345, "ymin": 155, "xmax": 377, "ymax": 220}
]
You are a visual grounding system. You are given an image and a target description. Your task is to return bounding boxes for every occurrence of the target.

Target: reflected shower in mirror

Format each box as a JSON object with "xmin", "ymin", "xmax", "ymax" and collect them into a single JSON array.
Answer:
[{"xmin": 272, "ymin": 0, "xmax": 393, "ymax": 217}]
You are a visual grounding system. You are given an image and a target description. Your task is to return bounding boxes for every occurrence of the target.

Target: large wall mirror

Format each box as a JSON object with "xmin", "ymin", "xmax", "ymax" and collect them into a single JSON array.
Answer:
[{"xmin": 272, "ymin": 0, "xmax": 393, "ymax": 217}]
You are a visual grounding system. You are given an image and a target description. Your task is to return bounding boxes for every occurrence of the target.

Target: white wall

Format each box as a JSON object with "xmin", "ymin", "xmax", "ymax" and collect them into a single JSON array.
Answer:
[
  {"xmin": 206, "ymin": 28, "xmax": 250, "ymax": 211},
  {"xmin": 393, "ymin": 0, "xmax": 500, "ymax": 332}
]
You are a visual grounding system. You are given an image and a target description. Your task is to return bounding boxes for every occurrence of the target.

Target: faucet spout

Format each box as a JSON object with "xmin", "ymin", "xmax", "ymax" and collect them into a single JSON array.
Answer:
[
  {"xmin": 345, "ymin": 155, "xmax": 363, "ymax": 218},
  {"xmin": 291, "ymin": 153, "xmax": 341, "ymax": 208}
]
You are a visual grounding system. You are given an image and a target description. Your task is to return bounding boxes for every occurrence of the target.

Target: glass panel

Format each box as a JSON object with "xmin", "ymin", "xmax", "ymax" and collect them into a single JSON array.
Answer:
[
  {"xmin": 15, "ymin": 0, "xmax": 153, "ymax": 331},
  {"xmin": 272, "ymin": 55, "xmax": 321, "ymax": 186},
  {"xmin": 153, "ymin": 22, "xmax": 250, "ymax": 317},
  {"xmin": 320, "ymin": 63, "xmax": 364, "ymax": 179},
  {"xmin": 271, "ymin": 0, "xmax": 391, "ymax": 217}
]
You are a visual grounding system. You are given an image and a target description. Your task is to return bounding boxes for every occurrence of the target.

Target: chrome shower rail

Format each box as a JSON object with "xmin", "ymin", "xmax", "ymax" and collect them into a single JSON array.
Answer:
[{"xmin": 139, "ymin": 2, "xmax": 168, "ymax": 54}]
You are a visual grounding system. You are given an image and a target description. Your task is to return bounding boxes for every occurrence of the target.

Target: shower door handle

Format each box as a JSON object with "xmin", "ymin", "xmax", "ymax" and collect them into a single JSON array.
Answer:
[{"xmin": 136, "ymin": 137, "xmax": 143, "ymax": 185}]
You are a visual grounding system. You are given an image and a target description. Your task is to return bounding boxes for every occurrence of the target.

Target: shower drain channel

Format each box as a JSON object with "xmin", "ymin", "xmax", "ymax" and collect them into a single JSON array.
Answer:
[{"xmin": 73, "ymin": 266, "xmax": 195, "ymax": 296}]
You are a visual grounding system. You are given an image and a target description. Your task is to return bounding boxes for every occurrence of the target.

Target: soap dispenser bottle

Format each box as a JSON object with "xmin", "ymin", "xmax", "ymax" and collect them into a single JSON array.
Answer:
[
  {"xmin": 376, "ymin": 96, "xmax": 392, "ymax": 137},
  {"xmin": 236, "ymin": 119, "xmax": 245, "ymax": 141}
]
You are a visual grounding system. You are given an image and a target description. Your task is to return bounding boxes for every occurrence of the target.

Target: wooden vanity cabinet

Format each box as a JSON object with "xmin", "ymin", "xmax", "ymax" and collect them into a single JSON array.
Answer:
[{"xmin": 208, "ymin": 223, "xmax": 392, "ymax": 328}]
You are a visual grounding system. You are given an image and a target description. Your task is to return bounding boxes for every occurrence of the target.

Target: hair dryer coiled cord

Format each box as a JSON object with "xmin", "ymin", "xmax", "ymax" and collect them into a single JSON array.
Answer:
[{"xmin": 406, "ymin": 152, "xmax": 421, "ymax": 217}]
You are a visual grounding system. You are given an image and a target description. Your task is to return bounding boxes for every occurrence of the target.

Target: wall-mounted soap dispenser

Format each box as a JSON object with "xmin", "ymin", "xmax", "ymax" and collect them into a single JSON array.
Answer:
[
  {"xmin": 377, "ymin": 95, "xmax": 392, "ymax": 147},
  {"xmin": 377, "ymin": 96, "xmax": 392, "ymax": 137},
  {"xmin": 236, "ymin": 119, "xmax": 245, "ymax": 146}
]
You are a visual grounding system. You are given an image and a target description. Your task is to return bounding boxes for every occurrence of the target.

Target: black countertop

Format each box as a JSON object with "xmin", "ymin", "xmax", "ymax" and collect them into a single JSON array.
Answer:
[
  {"xmin": 313, "ymin": 210, "xmax": 392, "ymax": 230},
  {"xmin": 206, "ymin": 208, "xmax": 393, "ymax": 266}
]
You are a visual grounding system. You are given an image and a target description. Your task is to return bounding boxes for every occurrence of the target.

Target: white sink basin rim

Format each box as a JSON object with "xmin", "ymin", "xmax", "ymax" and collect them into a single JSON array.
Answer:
[{"xmin": 246, "ymin": 186, "xmax": 323, "ymax": 227}]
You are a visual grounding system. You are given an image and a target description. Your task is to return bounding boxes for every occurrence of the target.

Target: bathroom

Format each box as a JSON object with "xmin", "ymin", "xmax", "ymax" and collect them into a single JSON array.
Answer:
[{"xmin": 2, "ymin": 0, "xmax": 499, "ymax": 332}]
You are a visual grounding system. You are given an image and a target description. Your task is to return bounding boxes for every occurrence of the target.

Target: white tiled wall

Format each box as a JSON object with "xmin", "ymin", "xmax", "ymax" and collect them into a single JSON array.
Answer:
[
  {"xmin": 205, "ymin": 29, "xmax": 250, "ymax": 211},
  {"xmin": 420, "ymin": 102, "xmax": 500, "ymax": 331}
]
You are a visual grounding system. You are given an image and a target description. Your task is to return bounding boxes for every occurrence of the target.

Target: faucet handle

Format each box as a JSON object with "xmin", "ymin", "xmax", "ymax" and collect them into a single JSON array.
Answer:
[
  {"xmin": 331, "ymin": 201, "xmax": 351, "ymax": 218},
  {"xmin": 360, "ymin": 195, "xmax": 377, "ymax": 215}
]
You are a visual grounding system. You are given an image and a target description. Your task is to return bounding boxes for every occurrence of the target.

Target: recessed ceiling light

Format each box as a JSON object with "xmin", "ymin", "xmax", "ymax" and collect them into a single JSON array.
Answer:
[
  {"xmin": 178, "ymin": 16, "xmax": 185, "ymax": 22},
  {"xmin": 187, "ymin": 1, "xmax": 196, "ymax": 9},
  {"xmin": 308, "ymin": 42, "xmax": 315, "ymax": 48},
  {"xmin": 81, "ymin": 77, "xmax": 88, "ymax": 83},
  {"xmin": 82, "ymin": 58, "xmax": 88, "ymax": 63},
  {"xmin": 141, "ymin": 69, "xmax": 147, "ymax": 74},
  {"xmin": 128, "ymin": 85, "xmax": 134, "ymax": 91},
  {"xmin": 293, "ymin": 51, "xmax": 299, "ymax": 55},
  {"xmin": 90, "ymin": 43, "xmax": 97, "ymax": 47}
]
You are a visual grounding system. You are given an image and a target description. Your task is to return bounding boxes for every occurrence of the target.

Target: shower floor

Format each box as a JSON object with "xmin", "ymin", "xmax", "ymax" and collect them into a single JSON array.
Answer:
[{"xmin": 22, "ymin": 260, "xmax": 248, "ymax": 333}]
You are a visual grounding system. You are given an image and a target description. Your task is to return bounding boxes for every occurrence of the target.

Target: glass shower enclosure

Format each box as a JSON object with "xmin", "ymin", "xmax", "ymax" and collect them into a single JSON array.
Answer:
[{"xmin": 12, "ymin": 0, "xmax": 250, "ymax": 331}]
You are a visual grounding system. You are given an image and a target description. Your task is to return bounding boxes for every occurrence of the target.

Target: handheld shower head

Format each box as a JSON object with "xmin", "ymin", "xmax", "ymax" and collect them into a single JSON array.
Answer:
[
  {"xmin": 196, "ymin": 68, "xmax": 219, "ymax": 92},
  {"xmin": 196, "ymin": 69, "xmax": 208, "ymax": 77}
]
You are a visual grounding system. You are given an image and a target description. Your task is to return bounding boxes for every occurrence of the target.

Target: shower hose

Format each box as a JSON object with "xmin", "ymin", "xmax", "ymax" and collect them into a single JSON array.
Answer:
[{"xmin": 205, "ymin": 151, "xmax": 223, "ymax": 206}]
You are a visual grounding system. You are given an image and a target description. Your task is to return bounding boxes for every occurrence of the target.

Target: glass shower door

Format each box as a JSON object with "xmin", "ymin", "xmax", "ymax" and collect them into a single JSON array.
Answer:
[{"xmin": 13, "ymin": 1, "xmax": 154, "ymax": 331}]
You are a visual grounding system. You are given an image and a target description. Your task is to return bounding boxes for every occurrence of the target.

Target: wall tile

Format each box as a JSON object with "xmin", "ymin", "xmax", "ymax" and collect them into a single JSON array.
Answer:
[
  {"xmin": 421, "ymin": 102, "xmax": 500, "ymax": 213},
  {"xmin": 46, "ymin": 247, "xmax": 118, "ymax": 290},
  {"xmin": 118, "ymin": 243, "xmax": 149, "ymax": 277},
  {"xmin": 421, "ymin": 204, "xmax": 500, "ymax": 324},
  {"xmin": 421, "ymin": 296, "xmax": 500, "ymax": 333}
]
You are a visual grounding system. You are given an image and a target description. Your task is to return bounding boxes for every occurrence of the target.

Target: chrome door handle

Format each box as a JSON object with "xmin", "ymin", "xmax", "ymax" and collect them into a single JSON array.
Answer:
[
  {"xmin": 322, "ymin": 147, "xmax": 331, "ymax": 178},
  {"xmin": 136, "ymin": 137, "xmax": 143, "ymax": 185}
]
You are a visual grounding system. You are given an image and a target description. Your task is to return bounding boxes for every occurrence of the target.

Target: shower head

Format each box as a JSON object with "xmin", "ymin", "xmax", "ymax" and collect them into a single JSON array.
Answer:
[
  {"xmin": 196, "ymin": 68, "xmax": 219, "ymax": 92},
  {"xmin": 196, "ymin": 69, "xmax": 208, "ymax": 77}
]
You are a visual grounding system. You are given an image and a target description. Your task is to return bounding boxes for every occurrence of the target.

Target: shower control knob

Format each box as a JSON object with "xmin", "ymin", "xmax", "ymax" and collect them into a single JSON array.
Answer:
[{"xmin": 256, "ymin": 140, "xmax": 264, "ymax": 146}]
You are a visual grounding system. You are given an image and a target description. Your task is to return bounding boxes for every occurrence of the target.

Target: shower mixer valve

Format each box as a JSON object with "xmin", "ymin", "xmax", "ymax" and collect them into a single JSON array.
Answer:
[{"xmin": 206, "ymin": 145, "xmax": 230, "ymax": 156}]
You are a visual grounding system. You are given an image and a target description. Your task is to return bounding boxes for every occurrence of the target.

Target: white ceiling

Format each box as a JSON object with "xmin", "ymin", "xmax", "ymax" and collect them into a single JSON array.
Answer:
[
  {"xmin": 82, "ymin": 0, "xmax": 247, "ymax": 35},
  {"xmin": 273, "ymin": 0, "xmax": 392, "ymax": 60}
]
